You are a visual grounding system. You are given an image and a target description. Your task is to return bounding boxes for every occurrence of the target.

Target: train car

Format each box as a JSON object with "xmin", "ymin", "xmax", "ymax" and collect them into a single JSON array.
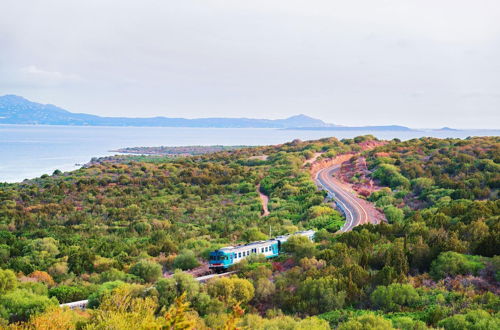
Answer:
[
  {"xmin": 209, "ymin": 230, "xmax": 315, "ymax": 272},
  {"xmin": 209, "ymin": 240, "xmax": 279, "ymax": 271}
]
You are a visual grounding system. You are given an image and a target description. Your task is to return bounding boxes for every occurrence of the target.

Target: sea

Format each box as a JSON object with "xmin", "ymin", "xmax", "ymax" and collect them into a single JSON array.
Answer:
[{"xmin": 1, "ymin": 125, "xmax": 498, "ymax": 183}]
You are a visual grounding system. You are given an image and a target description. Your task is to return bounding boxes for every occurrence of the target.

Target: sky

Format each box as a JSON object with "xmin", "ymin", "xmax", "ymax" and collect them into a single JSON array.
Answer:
[{"xmin": 0, "ymin": 0, "xmax": 499, "ymax": 128}]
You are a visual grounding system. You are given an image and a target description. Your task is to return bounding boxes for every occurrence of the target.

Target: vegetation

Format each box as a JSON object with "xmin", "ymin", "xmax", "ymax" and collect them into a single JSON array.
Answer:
[{"xmin": 0, "ymin": 136, "xmax": 498, "ymax": 328}]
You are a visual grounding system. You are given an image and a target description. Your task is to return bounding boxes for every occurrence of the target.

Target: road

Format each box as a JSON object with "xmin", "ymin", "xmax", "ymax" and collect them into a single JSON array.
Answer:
[{"xmin": 316, "ymin": 164, "xmax": 371, "ymax": 232}]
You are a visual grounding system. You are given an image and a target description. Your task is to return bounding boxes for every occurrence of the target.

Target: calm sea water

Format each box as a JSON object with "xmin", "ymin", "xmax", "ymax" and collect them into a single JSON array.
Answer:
[{"xmin": 1, "ymin": 125, "xmax": 498, "ymax": 183}]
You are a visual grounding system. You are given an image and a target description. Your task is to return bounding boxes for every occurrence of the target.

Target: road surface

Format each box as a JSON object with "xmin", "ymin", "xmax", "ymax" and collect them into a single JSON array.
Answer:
[{"xmin": 316, "ymin": 164, "xmax": 372, "ymax": 232}]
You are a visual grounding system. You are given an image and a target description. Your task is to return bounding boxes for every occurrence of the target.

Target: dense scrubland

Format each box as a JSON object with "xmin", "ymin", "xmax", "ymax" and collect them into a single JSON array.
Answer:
[{"xmin": 0, "ymin": 136, "xmax": 498, "ymax": 329}]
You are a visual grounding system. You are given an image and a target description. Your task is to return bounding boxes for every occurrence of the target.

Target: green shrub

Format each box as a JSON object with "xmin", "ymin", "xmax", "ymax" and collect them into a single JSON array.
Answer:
[
  {"xmin": 430, "ymin": 252, "xmax": 485, "ymax": 280},
  {"xmin": 173, "ymin": 250, "xmax": 200, "ymax": 271}
]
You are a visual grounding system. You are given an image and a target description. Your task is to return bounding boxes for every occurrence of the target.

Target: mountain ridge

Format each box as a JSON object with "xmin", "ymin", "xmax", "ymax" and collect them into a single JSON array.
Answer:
[
  {"xmin": 0, "ymin": 94, "xmax": 411, "ymax": 130},
  {"xmin": 0, "ymin": 95, "xmax": 332, "ymax": 128}
]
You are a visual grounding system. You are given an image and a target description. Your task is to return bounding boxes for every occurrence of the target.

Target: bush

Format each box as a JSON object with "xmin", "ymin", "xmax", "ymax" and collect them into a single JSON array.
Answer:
[
  {"xmin": 0, "ymin": 268, "xmax": 17, "ymax": 294},
  {"xmin": 384, "ymin": 205, "xmax": 405, "ymax": 224},
  {"xmin": 49, "ymin": 285, "xmax": 90, "ymax": 303},
  {"xmin": 207, "ymin": 277, "xmax": 254, "ymax": 306},
  {"xmin": 129, "ymin": 259, "xmax": 162, "ymax": 283},
  {"xmin": 282, "ymin": 235, "xmax": 316, "ymax": 259},
  {"xmin": 338, "ymin": 314, "xmax": 395, "ymax": 330},
  {"xmin": 430, "ymin": 252, "xmax": 485, "ymax": 280},
  {"xmin": 391, "ymin": 316, "xmax": 427, "ymax": 330},
  {"xmin": 438, "ymin": 309, "xmax": 500, "ymax": 330},
  {"xmin": 87, "ymin": 281, "xmax": 125, "ymax": 308},
  {"xmin": 373, "ymin": 164, "xmax": 410, "ymax": 190},
  {"xmin": 370, "ymin": 284, "xmax": 420, "ymax": 312},
  {"xmin": 172, "ymin": 250, "xmax": 200, "ymax": 271},
  {"xmin": 0, "ymin": 289, "xmax": 57, "ymax": 322}
]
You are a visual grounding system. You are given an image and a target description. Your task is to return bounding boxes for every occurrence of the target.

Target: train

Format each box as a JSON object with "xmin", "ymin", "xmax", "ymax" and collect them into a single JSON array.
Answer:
[{"xmin": 209, "ymin": 230, "xmax": 315, "ymax": 271}]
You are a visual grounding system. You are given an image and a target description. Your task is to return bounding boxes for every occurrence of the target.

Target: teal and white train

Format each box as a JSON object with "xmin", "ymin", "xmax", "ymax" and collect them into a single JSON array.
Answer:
[{"xmin": 209, "ymin": 230, "xmax": 315, "ymax": 272}]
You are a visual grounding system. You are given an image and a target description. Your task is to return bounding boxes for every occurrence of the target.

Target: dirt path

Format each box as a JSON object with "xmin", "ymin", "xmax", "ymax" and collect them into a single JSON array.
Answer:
[{"xmin": 257, "ymin": 184, "xmax": 270, "ymax": 217}]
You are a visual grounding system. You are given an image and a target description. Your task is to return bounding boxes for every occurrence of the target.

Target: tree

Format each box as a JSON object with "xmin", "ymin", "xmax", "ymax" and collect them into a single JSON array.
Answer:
[
  {"xmin": 0, "ymin": 268, "xmax": 17, "ymax": 294},
  {"xmin": 385, "ymin": 243, "xmax": 409, "ymax": 278},
  {"xmin": 129, "ymin": 259, "xmax": 162, "ymax": 283}
]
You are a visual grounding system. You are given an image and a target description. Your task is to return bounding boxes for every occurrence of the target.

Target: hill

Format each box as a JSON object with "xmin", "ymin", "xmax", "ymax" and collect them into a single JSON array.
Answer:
[
  {"xmin": 0, "ymin": 94, "xmax": 330, "ymax": 128},
  {"xmin": 0, "ymin": 135, "xmax": 498, "ymax": 328}
]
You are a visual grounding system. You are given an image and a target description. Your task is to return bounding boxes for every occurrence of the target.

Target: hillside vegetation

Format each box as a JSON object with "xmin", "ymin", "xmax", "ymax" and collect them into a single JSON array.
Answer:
[{"xmin": 0, "ymin": 136, "xmax": 498, "ymax": 329}]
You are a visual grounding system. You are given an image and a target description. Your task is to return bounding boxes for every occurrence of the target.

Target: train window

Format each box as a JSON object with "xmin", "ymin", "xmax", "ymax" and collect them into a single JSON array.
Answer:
[
  {"xmin": 261, "ymin": 248, "xmax": 264, "ymax": 253},
  {"xmin": 238, "ymin": 252, "xmax": 241, "ymax": 258}
]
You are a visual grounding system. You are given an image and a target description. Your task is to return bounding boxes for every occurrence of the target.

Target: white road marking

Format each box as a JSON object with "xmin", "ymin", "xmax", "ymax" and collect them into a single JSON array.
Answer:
[{"xmin": 316, "ymin": 165, "xmax": 370, "ymax": 232}]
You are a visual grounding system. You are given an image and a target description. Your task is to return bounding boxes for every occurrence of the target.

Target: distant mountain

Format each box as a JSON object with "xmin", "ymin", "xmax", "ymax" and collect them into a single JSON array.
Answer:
[
  {"xmin": 0, "ymin": 95, "xmax": 331, "ymax": 128},
  {"xmin": 289, "ymin": 125, "xmax": 412, "ymax": 131},
  {"xmin": 0, "ymin": 95, "xmax": 413, "ymax": 131}
]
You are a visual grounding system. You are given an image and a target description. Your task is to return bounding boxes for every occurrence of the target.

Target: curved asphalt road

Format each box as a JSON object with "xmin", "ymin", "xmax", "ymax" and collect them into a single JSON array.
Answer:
[{"xmin": 316, "ymin": 164, "xmax": 370, "ymax": 232}]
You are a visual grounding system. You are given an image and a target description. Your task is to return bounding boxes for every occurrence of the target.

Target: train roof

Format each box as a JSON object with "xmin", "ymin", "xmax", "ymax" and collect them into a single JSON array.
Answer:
[
  {"xmin": 212, "ymin": 230, "xmax": 316, "ymax": 254},
  {"xmin": 214, "ymin": 239, "xmax": 277, "ymax": 253}
]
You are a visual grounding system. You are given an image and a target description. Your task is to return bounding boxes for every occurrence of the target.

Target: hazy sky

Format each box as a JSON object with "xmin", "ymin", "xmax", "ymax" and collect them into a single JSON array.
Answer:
[{"xmin": 1, "ymin": 1, "xmax": 499, "ymax": 128}]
